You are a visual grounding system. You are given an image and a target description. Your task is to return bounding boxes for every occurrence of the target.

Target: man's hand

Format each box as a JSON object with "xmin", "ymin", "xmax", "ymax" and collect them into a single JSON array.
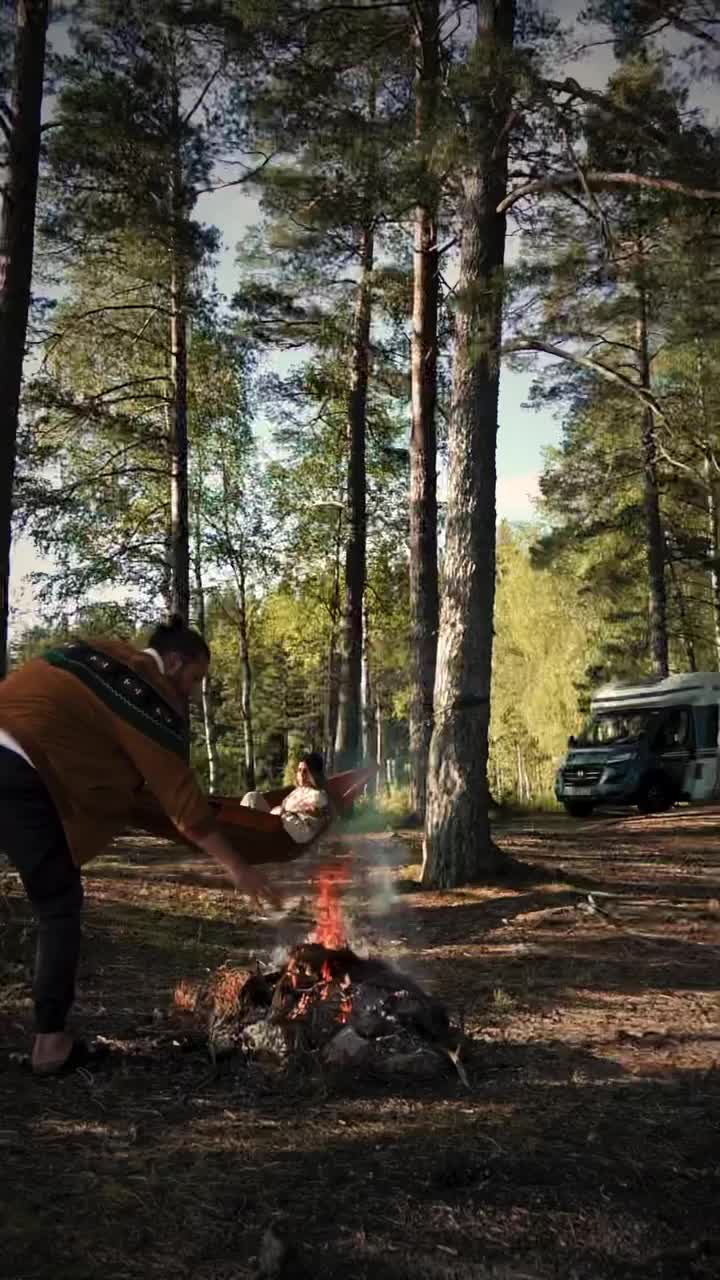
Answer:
[
  {"xmin": 193, "ymin": 829, "xmax": 285, "ymax": 911},
  {"xmin": 228, "ymin": 857, "xmax": 285, "ymax": 911}
]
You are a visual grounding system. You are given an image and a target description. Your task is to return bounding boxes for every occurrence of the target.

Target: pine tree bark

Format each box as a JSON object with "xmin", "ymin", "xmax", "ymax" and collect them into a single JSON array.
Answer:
[
  {"xmin": 168, "ymin": 68, "xmax": 190, "ymax": 624},
  {"xmin": 408, "ymin": 0, "xmax": 440, "ymax": 824},
  {"xmin": 193, "ymin": 551, "xmax": 219, "ymax": 791},
  {"xmin": 636, "ymin": 250, "xmax": 668, "ymax": 677},
  {"xmin": 695, "ymin": 348, "xmax": 720, "ymax": 665},
  {"xmin": 376, "ymin": 695, "xmax": 387, "ymax": 794},
  {"xmin": 704, "ymin": 457, "xmax": 720, "ymax": 666},
  {"xmin": 335, "ymin": 224, "xmax": 374, "ymax": 768},
  {"xmin": 169, "ymin": 256, "xmax": 190, "ymax": 622},
  {"xmin": 361, "ymin": 599, "xmax": 377, "ymax": 791},
  {"xmin": 237, "ymin": 579, "xmax": 256, "ymax": 792},
  {"xmin": 422, "ymin": 0, "xmax": 515, "ymax": 889},
  {"xmin": 666, "ymin": 542, "xmax": 696, "ymax": 671},
  {"xmin": 325, "ymin": 510, "xmax": 343, "ymax": 768},
  {"xmin": 0, "ymin": 0, "xmax": 49, "ymax": 677}
]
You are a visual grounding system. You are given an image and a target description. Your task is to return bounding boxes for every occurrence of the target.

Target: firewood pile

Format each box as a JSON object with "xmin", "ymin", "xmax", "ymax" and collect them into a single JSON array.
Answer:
[
  {"xmin": 182, "ymin": 942, "xmax": 466, "ymax": 1083},
  {"xmin": 175, "ymin": 867, "xmax": 467, "ymax": 1084}
]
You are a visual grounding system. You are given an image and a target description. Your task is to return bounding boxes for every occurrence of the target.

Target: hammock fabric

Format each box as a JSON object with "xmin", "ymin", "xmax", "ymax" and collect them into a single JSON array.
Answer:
[{"xmin": 127, "ymin": 768, "xmax": 373, "ymax": 865}]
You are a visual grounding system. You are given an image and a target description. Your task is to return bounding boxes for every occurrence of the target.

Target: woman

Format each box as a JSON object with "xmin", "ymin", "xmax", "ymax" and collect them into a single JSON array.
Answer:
[{"xmin": 241, "ymin": 751, "xmax": 330, "ymax": 845}]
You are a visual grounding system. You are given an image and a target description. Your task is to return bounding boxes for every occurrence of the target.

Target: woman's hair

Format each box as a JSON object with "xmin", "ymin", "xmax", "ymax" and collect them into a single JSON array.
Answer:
[
  {"xmin": 147, "ymin": 614, "xmax": 210, "ymax": 663},
  {"xmin": 299, "ymin": 750, "xmax": 326, "ymax": 788}
]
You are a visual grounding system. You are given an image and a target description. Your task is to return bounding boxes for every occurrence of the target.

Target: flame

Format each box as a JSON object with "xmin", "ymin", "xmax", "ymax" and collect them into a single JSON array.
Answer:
[
  {"xmin": 173, "ymin": 979, "xmax": 200, "ymax": 1013},
  {"xmin": 282, "ymin": 863, "xmax": 356, "ymax": 1028},
  {"xmin": 311, "ymin": 864, "xmax": 351, "ymax": 950}
]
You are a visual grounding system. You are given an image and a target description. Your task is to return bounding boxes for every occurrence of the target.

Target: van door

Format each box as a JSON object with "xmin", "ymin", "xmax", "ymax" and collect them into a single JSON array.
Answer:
[
  {"xmin": 688, "ymin": 703, "xmax": 720, "ymax": 801},
  {"xmin": 654, "ymin": 707, "xmax": 694, "ymax": 799}
]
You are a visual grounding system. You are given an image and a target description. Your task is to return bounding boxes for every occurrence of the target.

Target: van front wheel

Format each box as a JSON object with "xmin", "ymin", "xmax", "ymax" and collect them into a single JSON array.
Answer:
[
  {"xmin": 563, "ymin": 801, "xmax": 594, "ymax": 818},
  {"xmin": 637, "ymin": 776, "xmax": 673, "ymax": 815}
]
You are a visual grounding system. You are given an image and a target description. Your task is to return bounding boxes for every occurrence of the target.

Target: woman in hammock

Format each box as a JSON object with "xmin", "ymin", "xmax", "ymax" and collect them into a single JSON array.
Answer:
[{"xmin": 241, "ymin": 751, "xmax": 331, "ymax": 845}]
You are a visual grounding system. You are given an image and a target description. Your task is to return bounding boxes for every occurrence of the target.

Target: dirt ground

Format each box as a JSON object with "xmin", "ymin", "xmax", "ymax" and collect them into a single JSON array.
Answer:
[{"xmin": 1, "ymin": 807, "xmax": 720, "ymax": 1280}]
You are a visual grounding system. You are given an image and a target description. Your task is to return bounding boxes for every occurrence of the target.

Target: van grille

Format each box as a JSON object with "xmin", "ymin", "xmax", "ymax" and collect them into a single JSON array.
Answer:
[{"xmin": 562, "ymin": 764, "xmax": 603, "ymax": 784}]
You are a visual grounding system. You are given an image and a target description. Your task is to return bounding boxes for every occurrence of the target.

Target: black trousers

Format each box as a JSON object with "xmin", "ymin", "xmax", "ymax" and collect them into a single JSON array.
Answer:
[{"xmin": 0, "ymin": 747, "xmax": 83, "ymax": 1033}]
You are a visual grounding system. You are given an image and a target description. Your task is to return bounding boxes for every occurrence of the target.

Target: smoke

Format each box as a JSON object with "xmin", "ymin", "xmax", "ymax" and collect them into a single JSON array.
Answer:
[{"xmin": 258, "ymin": 833, "xmax": 409, "ymax": 964}]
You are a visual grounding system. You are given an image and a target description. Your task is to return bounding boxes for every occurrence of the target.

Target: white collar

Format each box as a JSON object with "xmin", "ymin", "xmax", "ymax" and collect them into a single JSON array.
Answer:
[{"xmin": 143, "ymin": 647, "xmax": 165, "ymax": 676}]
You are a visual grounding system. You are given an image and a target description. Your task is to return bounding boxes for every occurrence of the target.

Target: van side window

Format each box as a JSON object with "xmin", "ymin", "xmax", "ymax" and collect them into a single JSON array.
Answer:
[
  {"xmin": 658, "ymin": 709, "xmax": 691, "ymax": 751},
  {"xmin": 695, "ymin": 705, "xmax": 719, "ymax": 751}
]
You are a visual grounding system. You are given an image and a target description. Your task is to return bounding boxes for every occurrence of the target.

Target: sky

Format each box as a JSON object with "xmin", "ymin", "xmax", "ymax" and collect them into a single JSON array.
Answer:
[{"xmin": 9, "ymin": 0, "xmax": 718, "ymax": 631}]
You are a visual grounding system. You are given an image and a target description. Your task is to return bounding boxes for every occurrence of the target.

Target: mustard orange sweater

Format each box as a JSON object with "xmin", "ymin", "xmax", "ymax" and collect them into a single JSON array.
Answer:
[{"xmin": 0, "ymin": 638, "xmax": 216, "ymax": 866}]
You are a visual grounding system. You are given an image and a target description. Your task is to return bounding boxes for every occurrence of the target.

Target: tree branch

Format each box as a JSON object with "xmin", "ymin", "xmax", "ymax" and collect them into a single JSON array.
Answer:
[
  {"xmin": 182, "ymin": 61, "xmax": 224, "ymax": 127},
  {"xmin": 667, "ymin": 10, "xmax": 720, "ymax": 48},
  {"xmin": 499, "ymin": 171, "xmax": 720, "ymax": 214},
  {"xmin": 197, "ymin": 151, "xmax": 275, "ymax": 194},
  {"xmin": 503, "ymin": 337, "xmax": 669, "ymax": 422},
  {"xmin": 540, "ymin": 76, "xmax": 670, "ymax": 147}
]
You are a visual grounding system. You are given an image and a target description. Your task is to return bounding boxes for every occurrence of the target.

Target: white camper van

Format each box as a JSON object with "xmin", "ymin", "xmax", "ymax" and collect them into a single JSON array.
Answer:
[{"xmin": 555, "ymin": 672, "xmax": 720, "ymax": 817}]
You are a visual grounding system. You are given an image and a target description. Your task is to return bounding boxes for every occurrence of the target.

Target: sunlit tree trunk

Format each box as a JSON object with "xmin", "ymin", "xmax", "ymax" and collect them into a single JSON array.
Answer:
[
  {"xmin": 335, "ymin": 223, "xmax": 374, "ymax": 767},
  {"xmin": 361, "ymin": 599, "xmax": 377, "ymax": 792},
  {"xmin": 168, "ymin": 66, "xmax": 190, "ymax": 623},
  {"xmin": 423, "ymin": 0, "xmax": 516, "ymax": 889},
  {"xmin": 237, "ymin": 573, "xmax": 256, "ymax": 792},
  {"xmin": 408, "ymin": 0, "xmax": 440, "ymax": 823},
  {"xmin": 635, "ymin": 239, "xmax": 668, "ymax": 676},
  {"xmin": 193, "ymin": 548, "xmax": 218, "ymax": 791}
]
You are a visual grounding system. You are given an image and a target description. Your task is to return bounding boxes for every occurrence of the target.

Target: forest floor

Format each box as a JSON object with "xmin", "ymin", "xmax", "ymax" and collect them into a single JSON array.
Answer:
[{"xmin": 1, "ymin": 806, "xmax": 720, "ymax": 1280}]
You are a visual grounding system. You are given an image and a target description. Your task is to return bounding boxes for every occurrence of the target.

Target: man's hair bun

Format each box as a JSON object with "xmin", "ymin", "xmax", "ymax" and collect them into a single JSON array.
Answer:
[{"xmin": 147, "ymin": 615, "xmax": 210, "ymax": 663}]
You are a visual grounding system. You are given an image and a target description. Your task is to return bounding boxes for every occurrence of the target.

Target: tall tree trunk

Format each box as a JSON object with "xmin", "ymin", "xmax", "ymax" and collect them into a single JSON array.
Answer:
[
  {"xmin": 169, "ymin": 271, "xmax": 189, "ymax": 621},
  {"xmin": 695, "ymin": 347, "xmax": 720, "ymax": 665},
  {"xmin": 423, "ymin": 0, "xmax": 515, "ymax": 889},
  {"xmin": 376, "ymin": 695, "xmax": 387, "ymax": 794},
  {"xmin": 168, "ymin": 70, "xmax": 190, "ymax": 623},
  {"xmin": 236, "ymin": 571, "xmax": 256, "ymax": 792},
  {"xmin": 326, "ymin": 639, "xmax": 340, "ymax": 770},
  {"xmin": 666, "ymin": 539, "xmax": 696, "ymax": 672},
  {"xmin": 408, "ymin": 0, "xmax": 441, "ymax": 823},
  {"xmin": 193, "ymin": 542, "xmax": 219, "ymax": 792},
  {"xmin": 636, "ymin": 248, "xmax": 668, "ymax": 676},
  {"xmin": 0, "ymin": 0, "xmax": 49, "ymax": 677},
  {"xmin": 361, "ymin": 599, "xmax": 377, "ymax": 792},
  {"xmin": 325, "ymin": 508, "xmax": 343, "ymax": 768},
  {"xmin": 705, "ymin": 457, "xmax": 720, "ymax": 666},
  {"xmin": 335, "ymin": 223, "xmax": 374, "ymax": 768}
]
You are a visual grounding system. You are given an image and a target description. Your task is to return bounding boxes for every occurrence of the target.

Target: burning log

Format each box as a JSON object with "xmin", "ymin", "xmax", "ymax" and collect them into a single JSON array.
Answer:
[
  {"xmin": 203, "ymin": 942, "xmax": 462, "ymax": 1082},
  {"xmin": 194, "ymin": 865, "xmax": 467, "ymax": 1083}
]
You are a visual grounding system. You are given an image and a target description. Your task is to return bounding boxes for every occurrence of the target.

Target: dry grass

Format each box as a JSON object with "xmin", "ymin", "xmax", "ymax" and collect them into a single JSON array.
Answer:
[{"xmin": 1, "ymin": 811, "xmax": 720, "ymax": 1278}]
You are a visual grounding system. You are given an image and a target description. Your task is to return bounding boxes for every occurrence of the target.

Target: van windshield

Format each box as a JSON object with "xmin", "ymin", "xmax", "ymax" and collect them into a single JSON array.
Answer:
[{"xmin": 576, "ymin": 709, "xmax": 661, "ymax": 747}]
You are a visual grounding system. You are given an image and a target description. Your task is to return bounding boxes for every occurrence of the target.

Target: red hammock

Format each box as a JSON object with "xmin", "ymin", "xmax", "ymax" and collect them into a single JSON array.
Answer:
[{"xmin": 127, "ymin": 768, "xmax": 373, "ymax": 865}]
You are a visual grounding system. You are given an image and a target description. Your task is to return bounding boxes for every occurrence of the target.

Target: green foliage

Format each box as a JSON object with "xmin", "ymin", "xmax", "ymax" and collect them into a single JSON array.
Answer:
[
  {"xmin": 490, "ymin": 524, "xmax": 600, "ymax": 803},
  {"xmin": 10, "ymin": 0, "xmax": 720, "ymax": 821}
]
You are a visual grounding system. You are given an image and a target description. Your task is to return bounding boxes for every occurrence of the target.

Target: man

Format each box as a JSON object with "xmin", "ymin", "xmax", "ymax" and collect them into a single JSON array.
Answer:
[{"xmin": 0, "ymin": 615, "xmax": 282, "ymax": 1076}]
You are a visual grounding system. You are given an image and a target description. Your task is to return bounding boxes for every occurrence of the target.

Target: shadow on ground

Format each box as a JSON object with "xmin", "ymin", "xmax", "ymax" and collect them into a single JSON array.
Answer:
[{"xmin": 1, "ymin": 814, "xmax": 720, "ymax": 1280}]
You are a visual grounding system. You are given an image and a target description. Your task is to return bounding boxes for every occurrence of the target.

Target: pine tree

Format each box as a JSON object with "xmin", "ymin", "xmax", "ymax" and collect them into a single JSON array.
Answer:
[
  {"xmin": 0, "ymin": 0, "xmax": 49, "ymax": 676},
  {"xmin": 42, "ymin": 1, "xmax": 225, "ymax": 620},
  {"xmin": 235, "ymin": 5, "xmax": 414, "ymax": 768},
  {"xmin": 422, "ymin": 0, "xmax": 517, "ymax": 888},
  {"xmin": 408, "ymin": 0, "xmax": 441, "ymax": 822},
  {"xmin": 507, "ymin": 55, "xmax": 718, "ymax": 677}
]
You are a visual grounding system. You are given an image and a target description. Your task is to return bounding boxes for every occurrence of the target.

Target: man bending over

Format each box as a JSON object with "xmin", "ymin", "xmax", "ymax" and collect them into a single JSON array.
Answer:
[{"xmin": 0, "ymin": 616, "xmax": 282, "ymax": 1076}]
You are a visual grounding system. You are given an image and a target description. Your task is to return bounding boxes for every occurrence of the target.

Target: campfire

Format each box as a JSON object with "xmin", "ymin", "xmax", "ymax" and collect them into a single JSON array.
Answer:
[{"xmin": 178, "ymin": 866, "xmax": 466, "ymax": 1083}]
